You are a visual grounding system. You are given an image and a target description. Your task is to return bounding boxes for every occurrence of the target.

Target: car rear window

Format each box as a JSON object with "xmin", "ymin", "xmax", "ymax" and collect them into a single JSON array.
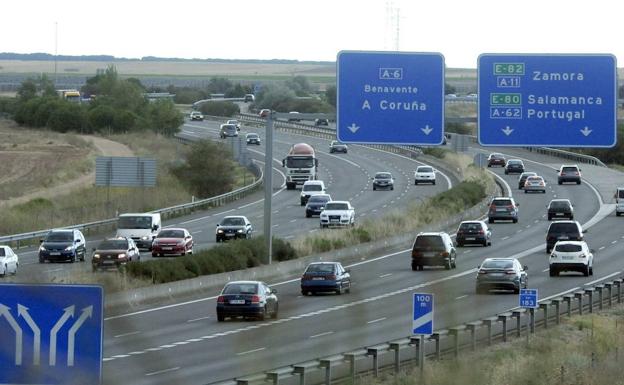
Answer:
[
  {"xmin": 459, "ymin": 222, "xmax": 482, "ymax": 231},
  {"xmin": 508, "ymin": 160, "xmax": 522, "ymax": 165},
  {"xmin": 491, "ymin": 199, "xmax": 512, "ymax": 206},
  {"xmin": 562, "ymin": 167, "xmax": 578, "ymax": 172},
  {"xmin": 308, "ymin": 195, "xmax": 330, "ymax": 203},
  {"xmin": 555, "ymin": 244, "xmax": 583, "ymax": 252},
  {"xmin": 549, "ymin": 223, "xmax": 580, "ymax": 234},
  {"xmin": 303, "ymin": 184, "xmax": 323, "ymax": 192},
  {"xmin": 414, "ymin": 235, "xmax": 445, "ymax": 249},
  {"xmin": 305, "ymin": 264, "xmax": 335, "ymax": 273},
  {"xmin": 417, "ymin": 167, "xmax": 433, "ymax": 173},
  {"xmin": 482, "ymin": 260, "xmax": 514, "ymax": 269},
  {"xmin": 618, "ymin": 190, "xmax": 624, "ymax": 199},
  {"xmin": 549, "ymin": 201, "xmax": 570, "ymax": 209},
  {"xmin": 223, "ymin": 283, "xmax": 258, "ymax": 295}
]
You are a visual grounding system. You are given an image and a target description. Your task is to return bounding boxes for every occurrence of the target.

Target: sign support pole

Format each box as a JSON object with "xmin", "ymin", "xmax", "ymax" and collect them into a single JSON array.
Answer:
[{"xmin": 264, "ymin": 113, "xmax": 274, "ymax": 264}]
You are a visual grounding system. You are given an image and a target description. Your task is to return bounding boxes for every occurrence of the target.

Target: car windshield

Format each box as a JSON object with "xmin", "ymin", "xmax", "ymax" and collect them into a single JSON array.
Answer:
[
  {"xmin": 223, "ymin": 283, "xmax": 258, "ymax": 295},
  {"xmin": 221, "ymin": 124, "xmax": 236, "ymax": 131},
  {"xmin": 417, "ymin": 167, "xmax": 433, "ymax": 173},
  {"xmin": 482, "ymin": 260, "xmax": 514, "ymax": 269},
  {"xmin": 247, "ymin": 134, "xmax": 258, "ymax": 138},
  {"xmin": 157, "ymin": 230, "xmax": 185, "ymax": 238},
  {"xmin": 303, "ymin": 184, "xmax": 323, "ymax": 192},
  {"xmin": 549, "ymin": 201, "xmax": 570, "ymax": 209},
  {"xmin": 98, "ymin": 240, "xmax": 128, "ymax": 250},
  {"xmin": 285, "ymin": 157, "xmax": 314, "ymax": 168},
  {"xmin": 414, "ymin": 235, "xmax": 445, "ymax": 248},
  {"xmin": 375, "ymin": 173, "xmax": 391, "ymax": 179},
  {"xmin": 221, "ymin": 217, "xmax": 245, "ymax": 226},
  {"xmin": 520, "ymin": 173, "xmax": 536, "ymax": 179},
  {"xmin": 308, "ymin": 195, "xmax": 330, "ymax": 203},
  {"xmin": 325, "ymin": 203, "xmax": 348, "ymax": 210},
  {"xmin": 555, "ymin": 244, "xmax": 583, "ymax": 252},
  {"xmin": 45, "ymin": 232, "xmax": 73, "ymax": 242},
  {"xmin": 550, "ymin": 223, "xmax": 580, "ymax": 234},
  {"xmin": 118, "ymin": 216, "xmax": 153, "ymax": 229},
  {"xmin": 305, "ymin": 264, "xmax": 335, "ymax": 273}
]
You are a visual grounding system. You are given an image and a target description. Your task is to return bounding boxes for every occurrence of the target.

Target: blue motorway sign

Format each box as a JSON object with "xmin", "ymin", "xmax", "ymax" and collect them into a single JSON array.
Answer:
[
  {"xmin": 519, "ymin": 289, "xmax": 538, "ymax": 309},
  {"xmin": 337, "ymin": 51, "xmax": 445, "ymax": 145},
  {"xmin": 412, "ymin": 293, "xmax": 434, "ymax": 335},
  {"xmin": 478, "ymin": 54, "xmax": 617, "ymax": 147},
  {"xmin": 0, "ymin": 284, "xmax": 103, "ymax": 385}
]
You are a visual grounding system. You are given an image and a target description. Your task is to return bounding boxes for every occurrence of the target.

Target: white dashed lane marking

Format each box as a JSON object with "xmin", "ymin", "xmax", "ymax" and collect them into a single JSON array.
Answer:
[
  {"xmin": 367, "ymin": 317, "xmax": 387, "ymax": 324},
  {"xmin": 237, "ymin": 347, "xmax": 266, "ymax": 356},
  {"xmin": 309, "ymin": 331, "xmax": 334, "ymax": 339},
  {"xmin": 145, "ymin": 367, "xmax": 181, "ymax": 377}
]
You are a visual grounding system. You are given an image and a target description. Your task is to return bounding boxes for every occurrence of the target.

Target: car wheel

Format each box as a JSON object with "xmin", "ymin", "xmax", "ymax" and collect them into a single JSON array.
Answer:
[
  {"xmin": 414, "ymin": 181, "xmax": 418, "ymax": 185},
  {"xmin": 524, "ymin": 190, "xmax": 527, "ymax": 194},
  {"xmin": 189, "ymin": 247, "xmax": 193, "ymax": 255},
  {"xmin": 451, "ymin": 258, "xmax": 457, "ymax": 269},
  {"xmin": 445, "ymin": 259, "xmax": 451, "ymax": 270},
  {"xmin": 583, "ymin": 265, "xmax": 590, "ymax": 277},
  {"xmin": 335, "ymin": 287, "xmax": 342, "ymax": 295},
  {"xmin": 548, "ymin": 215, "xmax": 552, "ymax": 220},
  {"xmin": 306, "ymin": 212, "xmax": 311, "ymax": 218},
  {"xmin": 577, "ymin": 181, "xmax": 581, "ymax": 185},
  {"xmin": 217, "ymin": 314, "xmax": 225, "ymax": 322},
  {"xmin": 549, "ymin": 267, "xmax": 557, "ymax": 277},
  {"xmin": 617, "ymin": 212, "xmax": 621, "ymax": 217},
  {"xmin": 391, "ymin": 186, "xmax": 394, "ymax": 190},
  {"xmin": 589, "ymin": 266, "xmax": 593, "ymax": 276},
  {"xmin": 514, "ymin": 286, "xmax": 520, "ymax": 294},
  {"xmin": 411, "ymin": 263, "xmax": 418, "ymax": 271},
  {"xmin": 476, "ymin": 286, "xmax": 485, "ymax": 294},
  {"xmin": 488, "ymin": 218, "xmax": 494, "ymax": 224},
  {"xmin": 558, "ymin": 181, "xmax": 562, "ymax": 185},
  {"xmin": 272, "ymin": 304, "xmax": 279, "ymax": 319},
  {"xmin": 513, "ymin": 218, "xmax": 518, "ymax": 223},
  {"xmin": 39, "ymin": 256, "xmax": 44, "ymax": 263},
  {"xmin": 259, "ymin": 306, "xmax": 268, "ymax": 321},
  {"xmin": 301, "ymin": 290, "xmax": 308, "ymax": 296},
  {"xmin": 215, "ymin": 237, "xmax": 220, "ymax": 243},
  {"xmin": 570, "ymin": 215, "xmax": 574, "ymax": 220},
  {"xmin": 70, "ymin": 254, "xmax": 76, "ymax": 263},
  {"xmin": 345, "ymin": 283, "xmax": 351, "ymax": 294},
  {"xmin": 373, "ymin": 186, "xmax": 376, "ymax": 191}
]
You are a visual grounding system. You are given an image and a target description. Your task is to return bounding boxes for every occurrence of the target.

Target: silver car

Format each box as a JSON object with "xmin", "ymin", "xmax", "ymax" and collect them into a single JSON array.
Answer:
[
  {"xmin": 523, "ymin": 175, "xmax": 546, "ymax": 193},
  {"xmin": 476, "ymin": 258, "xmax": 528, "ymax": 294}
]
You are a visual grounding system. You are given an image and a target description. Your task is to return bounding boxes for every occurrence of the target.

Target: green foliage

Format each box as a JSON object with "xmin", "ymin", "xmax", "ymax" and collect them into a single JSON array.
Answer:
[
  {"xmin": 47, "ymin": 103, "xmax": 86, "ymax": 133},
  {"xmin": 445, "ymin": 122, "xmax": 472, "ymax": 135},
  {"xmin": 171, "ymin": 139, "xmax": 236, "ymax": 198},
  {"xmin": 145, "ymin": 100, "xmax": 183, "ymax": 136},
  {"xmin": 445, "ymin": 82, "xmax": 457, "ymax": 94},
  {"xmin": 324, "ymin": 85, "xmax": 337, "ymax": 108},
  {"xmin": 422, "ymin": 147, "xmax": 448, "ymax": 158},
  {"xmin": 430, "ymin": 180, "xmax": 485, "ymax": 209},
  {"xmin": 126, "ymin": 236, "xmax": 298, "ymax": 283},
  {"xmin": 86, "ymin": 105, "xmax": 115, "ymax": 132},
  {"xmin": 198, "ymin": 101, "xmax": 240, "ymax": 117},
  {"xmin": 0, "ymin": 97, "xmax": 18, "ymax": 115},
  {"xmin": 255, "ymin": 82, "xmax": 334, "ymax": 113},
  {"xmin": 285, "ymin": 75, "xmax": 313, "ymax": 96},
  {"xmin": 172, "ymin": 87, "xmax": 207, "ymax": 104}
]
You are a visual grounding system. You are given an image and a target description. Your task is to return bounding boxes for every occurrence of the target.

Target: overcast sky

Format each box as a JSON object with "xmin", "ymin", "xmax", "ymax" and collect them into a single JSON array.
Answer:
[{"xmin": 1, "ymin": 0, "xmax": 619, "ymax": 68}]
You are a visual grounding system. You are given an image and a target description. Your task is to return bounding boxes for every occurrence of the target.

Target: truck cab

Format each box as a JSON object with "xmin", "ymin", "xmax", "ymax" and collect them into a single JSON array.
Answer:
[{"xmin": 282, "ymin": 143, "xmax": 319, "ymax": 190}]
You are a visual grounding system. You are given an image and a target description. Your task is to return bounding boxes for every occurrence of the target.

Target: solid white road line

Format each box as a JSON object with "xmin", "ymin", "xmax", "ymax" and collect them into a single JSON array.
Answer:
[
  {"xmin": 114, "ymin": 331, "xmax": 140, "ymax": 338},
  {"xmin": 187, "ymin": 316, "xmax": 211, "ymax": 323},
  {"xmin": 145, "ymin": 367, "xmax": 181, "ymax": 377},
  {"xmin": 367, "ymin": 317, "xmax": 387, "ymax": 324},
  {"xmin": 237, "ymin": 347, "xmax": 266, "ymax": 356},
  {"xmin": 309, "ymin": 331, "xmax": 334, "ymax": 339}
]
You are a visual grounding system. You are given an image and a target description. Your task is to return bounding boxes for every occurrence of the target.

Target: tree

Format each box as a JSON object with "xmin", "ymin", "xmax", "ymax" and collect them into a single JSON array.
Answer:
[
  {"xmin": 199, "ymin": 101, "xmax": 240, "ymax": 117},
  {"xmin": 17, "ymin": 79, "xmax": 37, "ymax": 101},
  {"xmin": 171, "ymin": 140, "xmax": 236, "ymax": 197},
  {"xmin": 324, "ymin": 85, "xmax": 337, "ymax": 108},
  {"xmin": 47, "ymin": 103, "xmax": 85, "ymax": 133},
  {"xmin": 147, "ymin": 100, "xmax": 183, "ymax": 136},
  {"xmin": 285, "ymin": 75, "xmax": 312, "ymax": 96}
]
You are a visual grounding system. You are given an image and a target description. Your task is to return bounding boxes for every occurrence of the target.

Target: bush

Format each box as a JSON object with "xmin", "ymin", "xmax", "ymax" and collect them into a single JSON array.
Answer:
[
  {"xmin": 423, "ymin": 147, "xmax": 448, "ymax": 158},
  {"xmin": 199, "ymin": 101, "xmax": 240, "ymax": 117},
  {"xmin": 47, "ymin": 103, "xmax": 86, "ymax": 133}
]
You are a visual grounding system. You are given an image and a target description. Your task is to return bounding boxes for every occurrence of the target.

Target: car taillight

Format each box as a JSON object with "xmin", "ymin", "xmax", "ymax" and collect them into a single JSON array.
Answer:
[
  {"xmin": 217, "ymin": 296, "xmax": 225, "ymax": 304},
  {"xmin": 412, "ymin": 251, "xmax": 422, "ymax": 257},
  {"xmin": 478, "ymin": 230, "xmax": 484, "ymax": 235},
  {"xmin": 540, "ymin": 182, "xmax": 545, "ymax": 186},
  {"xmin": 505, "ymin": 270, "xmax": 516, "ymax": 275},
  {"xmin": 251, "ymin": 295, "xmax": 261, "ymax": 304},
  {"xmin": 440, "ymin": 252, "xmax": 449, "ymax": 257},
  {"xmin": 489, "ymin": 205, "xmax": 496, "ymax": 211},
  {"xmin": 579, "ymin": 254, "xmax": 586, "ymax": 259},
  {"xmin": 507, "ymin": 205, "xmax": 514, "ymax": 210},
  {"xmin": 327, "ymin": 274, "xmax": 336, "ymax": 280}
]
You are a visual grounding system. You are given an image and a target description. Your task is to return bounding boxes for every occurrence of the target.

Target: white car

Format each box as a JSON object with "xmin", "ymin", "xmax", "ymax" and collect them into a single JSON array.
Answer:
[
  {"xmin": 549, "ymin": 241, "xmax": 593, "ymax": 277},
  {"xmin": 226, "ymin": 119, "xmax": 241, "ymax": 131},
  {"xmin": 300, "ymin": 180, "xmax": 326, "ymax": 206},
  {"xmin": 414, "ymin": 166, "xmax": 436, "ymax": 185},
  {"xmin": 0, "ymin": 245, "xmax": 19, "ymax": 276},
  {"xmin": 320, "ymin": 201, "xmax": 355, "ymax": 228}
]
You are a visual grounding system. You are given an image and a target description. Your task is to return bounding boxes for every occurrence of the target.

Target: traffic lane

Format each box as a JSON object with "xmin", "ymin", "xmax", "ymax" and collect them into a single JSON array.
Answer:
[{"xmin": 100, "ymin": 156, "xmax": 602, "ymax": 353}]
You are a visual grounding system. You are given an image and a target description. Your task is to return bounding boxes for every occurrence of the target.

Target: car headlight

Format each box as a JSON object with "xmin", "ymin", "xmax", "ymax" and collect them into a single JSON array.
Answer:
[
  {"xmin": 39, "ymin": 246, "xmax": 46, "ymax": 252},
  {"xmin": 177, "ymin": 241, "xmax": 186, "ymax": 246},
  {"xmin": 237, "ymin": 229, "xmax": 244, "ymax": 233},
  {"xmin": 64, "ymin": 245, "xmax": 73, "ymax": 251},
  {"xmin": 141, "ymin": 236, "xmax": 149, "ymax": 241},
  {"xmin": 217, "ymin": 229, "xmax": 224, "ymax": 234},
  {"xmin": 117, "ymin": 253, "xmax": 126, "ymax": 259},
  {"xmin": 93, "ymin": 254, "xmax": 100, "ymax": 259}
]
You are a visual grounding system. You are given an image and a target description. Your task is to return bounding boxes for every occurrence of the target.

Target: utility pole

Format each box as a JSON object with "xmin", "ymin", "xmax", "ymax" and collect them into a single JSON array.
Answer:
[
  {"xmin": 54, "ymin": 22, "xmax": 58, "ymax": 88},
  {"xmin": 263, "ymin": 113, "xmax": 274, "ymax": 264}
]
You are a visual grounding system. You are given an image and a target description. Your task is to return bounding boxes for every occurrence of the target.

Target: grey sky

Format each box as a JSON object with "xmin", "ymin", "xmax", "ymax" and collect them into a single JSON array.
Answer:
[{"xmin": 1, "ymin": 0, "xmax": 619, "ymax": 68}]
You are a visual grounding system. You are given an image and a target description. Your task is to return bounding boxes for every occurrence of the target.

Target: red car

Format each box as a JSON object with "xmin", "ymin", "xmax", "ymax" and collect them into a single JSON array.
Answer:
[
  {"xmin": 487, "ymin": 153, "xmax": 506, "ymax": 167},
  {"xmin": 151, "ymin": 228, "xmax": 194, "ymax": 257}
]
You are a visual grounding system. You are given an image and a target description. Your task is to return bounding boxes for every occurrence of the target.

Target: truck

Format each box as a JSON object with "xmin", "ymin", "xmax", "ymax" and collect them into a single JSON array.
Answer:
[
  {"xmin": 57, "ymin": 89, "xmax": 81, "ymax": 103},
  {"xmin": 115, "ymin": 213, "xmax": 162, "ymax": 250},
  {"xmin": 282, "ymin": 143, "xmax": 318, "ymax": 190}
]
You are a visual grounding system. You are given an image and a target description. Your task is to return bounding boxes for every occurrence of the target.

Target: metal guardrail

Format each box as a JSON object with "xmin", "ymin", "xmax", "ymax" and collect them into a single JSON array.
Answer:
[
  {"xmin": 0, "ymin": 162, "xmax": 263, "ymax": 248},
  {"xmin": 210, "ymin": 276, "xmax": 624, "ymax": 385}
]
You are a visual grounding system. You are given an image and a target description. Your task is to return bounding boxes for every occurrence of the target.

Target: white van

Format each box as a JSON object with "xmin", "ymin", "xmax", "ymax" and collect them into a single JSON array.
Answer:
[
  {"xmin": 615, "ymin": 188, "xmax": 624, "ymax": 216},
  {"xmin": 116, "ymin": 213, "xmax": 162, "ymax": 250}
]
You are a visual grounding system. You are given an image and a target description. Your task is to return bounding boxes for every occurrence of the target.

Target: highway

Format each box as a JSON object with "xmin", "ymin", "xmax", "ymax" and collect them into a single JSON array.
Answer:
[
  {"xmin": 6, "ymin": 118, "xmax": 454, "ymax": 287},
  {"xmin": 97, "ymin": 133, "xmax": 621, "ymax": 384}
]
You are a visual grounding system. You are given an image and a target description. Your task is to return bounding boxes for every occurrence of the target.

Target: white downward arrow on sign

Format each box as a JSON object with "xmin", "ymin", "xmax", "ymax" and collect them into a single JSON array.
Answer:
[
  {"xmin": 502, "ymin": 126, "xmax": 514, "ymax": 136},
  {"xmin": 580, "ymin": 126, "xmax": 592, "ymax": 136},
  {"xmin": 348, "ymin": 123, "xmax": 359, "ymax": 133},
  {"xmin": 421, "ymin": 125, "xmax": 433, "ymax": 135}
]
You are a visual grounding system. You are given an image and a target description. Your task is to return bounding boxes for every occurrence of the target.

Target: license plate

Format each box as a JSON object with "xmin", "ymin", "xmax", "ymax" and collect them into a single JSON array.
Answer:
[
  {"xmin": 556, "ymin": 213, "xmax": 564, "ymax": 216},
  {"xmin": 559, "ymin": 236, "xmax": 570, "ymax": 240},
  {"xmin": 330, "ymin": 219, "xmax": 339, "ymax": 222},
  {"xmin": 50, "ymin": 252, "xmax": 61, "ymax": 256},
  {"xmin": 490, "ymin": 273, "xmax": 503, "ymax": 276},
  {"xmin": 312, "ymin": 277, "xmax": 324, "ymax": 280},
  {"xmin": 162, "ymin": 247, "xmax": 172, "ymax": 251},
  {"xmin": 102, "ymin": 260, "xmax": 115, "ymax": 265},
  {"xmin": 562, "ymin": 256, "xmax": 574, "ymax": 260},
  {"xmin": 423, "ymin": 252, "xmax": 435, "ymax": 257},
  {"xmin": 466, "ymin": 237, "xmax": 476, "ymax": 241},
  {"xmin": 229, "ymin": 300, "xmax": 245, "ymax": 305},
  {"xmin": 226, "ymin": 234, "xmax": 235, "ymax": 237},
  {"xmin": 496, "ymin": 208, "xmax": 506, "ymax": 212}
]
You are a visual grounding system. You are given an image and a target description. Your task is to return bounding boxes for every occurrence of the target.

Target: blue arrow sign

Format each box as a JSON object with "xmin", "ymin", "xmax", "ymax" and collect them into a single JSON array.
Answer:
[
  {"xmin": 478, "ymin": 54, "xmax": 617, "ymax": 147},
  {"xmin": 337, "ymin": 51, "xmax": 445, "ymax": 145},
  {"xmin": 412, "ymin": 293, "xmax": 434, "ymax": 335},
  {"xmin": 519, "ymin": 289, "xmax": 538, "ymax": 308},
  {"xmin": 0, "ymin": 284, "xmax": 103, "ymax": 385}
]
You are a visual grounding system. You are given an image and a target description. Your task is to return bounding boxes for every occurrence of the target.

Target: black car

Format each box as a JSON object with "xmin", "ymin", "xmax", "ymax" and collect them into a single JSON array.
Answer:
[
  {"xmin": 216, "ymin": 281, "xmax": 278, "ymax": 321},
  {"xmin": 456, "ymin": 221, "xmax": 491, "ymax": 247},
  {"xmin": 372, "ymin": 172, "xmax": 394, "ymax": 190},
  {"xmin": 216, "ymin": 216, "xmax": 253, "ymax": 242},
  {"xmin": 305, "ymin": 194, "xmax": 332, "ymax": 217},
  {"xmin": 315, "ymin": 118, "xmax": 329, "ymax": 126},
  {"xmin": 92, "ymin": 237, "xmax": 140, "ymax": 271},
  {"xmin": 547, "ymin": 199, "xmax": 574, "ymax": 220},
  {"xmin": 518, "ymin": 172, "xmax": 537, "ymax": 189},
  {"xmin": 300, "ymin": 262, "xmax": 351, "ymax": 295},
  {"xmin": 546, "ymin": 220, "xmax": 584, "ymax": 253},
  {"xmin": 39, "ymin": 229, "xmax": 87, "ymax": 263},
  {"xmin": 504, "ymin": 159, "xmax": 525, "ymax": 174},
  {"xmin": 329, "ymin": 141, "xmax": 348, "ymax": 154},
  {"xmin": 411, "ymin": 232, "xmax": 456, "ymax": 270}
]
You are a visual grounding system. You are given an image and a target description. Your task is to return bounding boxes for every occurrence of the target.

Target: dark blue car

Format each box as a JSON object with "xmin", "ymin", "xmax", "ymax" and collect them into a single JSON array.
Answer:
[
  {"xmin": 305, "ymin": 194, "xmax": 332, "ymax": 218},
  {"xmin": 301, "ymin": 262, "xmax": 351, "ymax": 295},
  {"xmin": 216, "ymin": 281, "xmax": 278, "ymax": 322}
]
